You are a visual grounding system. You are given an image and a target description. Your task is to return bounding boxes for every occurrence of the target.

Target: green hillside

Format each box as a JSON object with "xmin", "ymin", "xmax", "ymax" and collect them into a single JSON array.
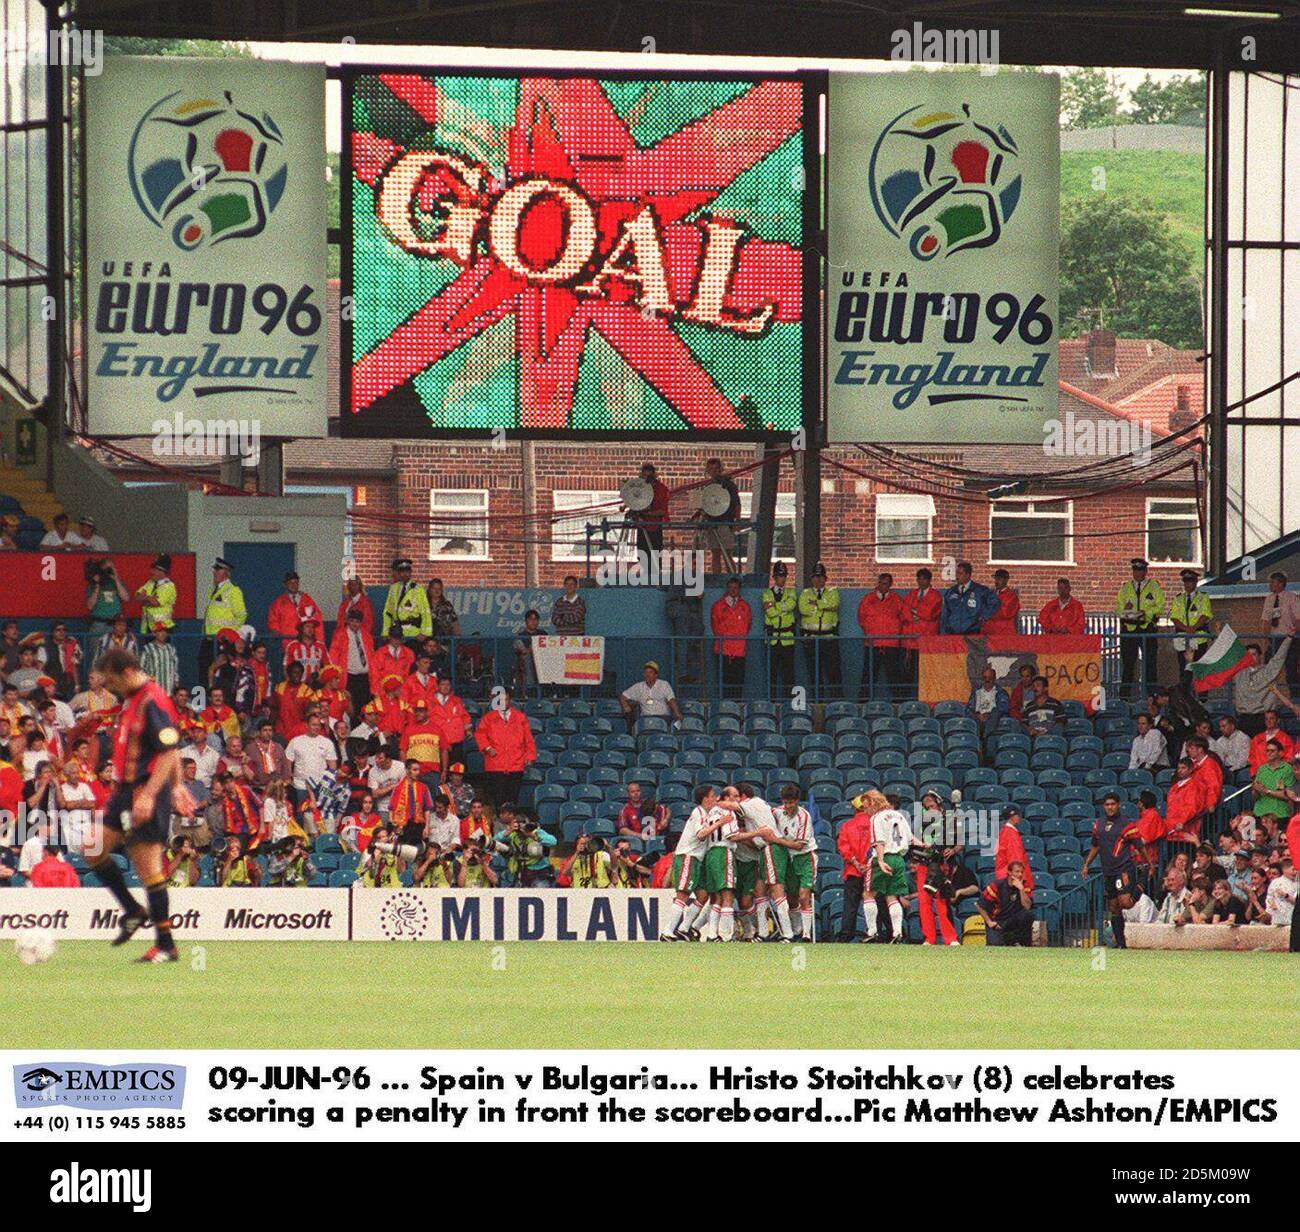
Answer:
[{"xmin": 1061, "ymin": 148, "xmax": 1205, "ymax": 265}]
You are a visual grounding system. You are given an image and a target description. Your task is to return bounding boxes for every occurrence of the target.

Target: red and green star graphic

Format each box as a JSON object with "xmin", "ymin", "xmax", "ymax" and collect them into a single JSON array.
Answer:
[{"xmin": 346, "ymin": 73, "xmax": 806, "ymax": 436}]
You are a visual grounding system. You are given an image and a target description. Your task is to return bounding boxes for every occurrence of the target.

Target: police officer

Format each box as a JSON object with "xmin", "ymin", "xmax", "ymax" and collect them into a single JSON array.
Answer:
[
  {"xmin": 381, "ymin": 557, "xmax": 432, "ymax": 650},
  {"xmin": 761, "ymin": 561, "xmax": 797, "ymax": 699},
  {"xmin": 1170, "ymin": 568, "xmax": 1214, "ymax": 674},
  {"xmin": 1116, "ymin": 558, "xmax": 1165, "ymax": 693},
  {"xmin": 798, "ymin": 563, "xmax": 840, "ymax": 701},
  {"xmin": 200, "ymin": 558, "xmax": 246, "ymax": 685}
]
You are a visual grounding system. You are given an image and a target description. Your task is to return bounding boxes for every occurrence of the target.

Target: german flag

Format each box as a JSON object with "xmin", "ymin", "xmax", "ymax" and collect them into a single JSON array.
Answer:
[{"xmin": 919, "ymin": 634, "xmax": 1104, "ymax": 712}]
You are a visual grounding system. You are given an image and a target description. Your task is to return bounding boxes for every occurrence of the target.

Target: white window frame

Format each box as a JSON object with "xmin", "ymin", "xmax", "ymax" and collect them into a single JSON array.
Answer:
[
  {"xmin": 875, "ymin": 493, "xmax": 935, "ymax": 564},
  {"xmin": 989, "ymin": 496, "xmax": 1074, "ymax": 566},
  {"xmin": 428, "ymin": 489, "xmax": 490, "ymax": 561},
  {"xmin": 737, "ymin": 492, "xmax": 797, "ymax": 563},
  {"xmin": 551, "ymin": 490, "xmax": 631, "ymax": 563},
  {"xmin": 1145, "ymin": 497, "xmax": 1202, "ymax": 568}
]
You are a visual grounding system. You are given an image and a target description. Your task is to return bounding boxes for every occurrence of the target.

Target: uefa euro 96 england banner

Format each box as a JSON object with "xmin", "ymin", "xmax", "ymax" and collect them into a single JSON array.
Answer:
[
  {"xmin": 828, "ymin": 72, "xmax": 1059, "ymax": 443},
  {"xmin": 85, "ymin": 57, "xmax": 328, "ymax": 437}
]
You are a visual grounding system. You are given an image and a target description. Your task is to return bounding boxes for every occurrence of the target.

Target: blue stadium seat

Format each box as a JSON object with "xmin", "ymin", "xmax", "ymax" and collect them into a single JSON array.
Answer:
[
  {"xmin": 962, "ymin": 766, "xmax": 997, "ymax": 789},
  {"xmin": 1065, "ymin": 751, "xmax": 1100, "ymax": 772},
  {"xmin": 1010, "ymin": 784, "xmax": 1046, "ymax": 806},
  {"xmin": 329, "ymin": 870, "xmax": 355, "ymax": 887},
  {"xmin": 1045, "ymin": 835, "xmax": 1078, "ymax": 855},
  {"xmin": 1000, "ymin": 767, "xmax": 1034, "ymax": 787},
  {"xmin": 871, "ymin": 749, "xmax": 905, "ymax": 771},
  {"xmin": 1023, "ymin": 801, "xmax": 1059, "ymax": 824},
  {"xmin": 909, "ymin": 732, "xmax": 944, "ymax": 753},
  {"xmin": 1083, "ymin": 768, "xmax": 1118, "ymax": 788},
  {"xmin": 945, "ymin": 731, "xmax": 980, "ymax": 752},
  {"xmin": 933, "ymin": 701, "xmax": 967, "ymax": 720},
  {"xmin": 1119, "ymin": 769, "xmax": 1154, "ymax": 790},
  {"xmin": 315, "ymin": 834, "xmax": 342, "ymax": 854},
  {"xmin": 1048, "ymin": 852, "xmax": 1083, "ymax": 874},
  {"xmin": 862, "ymin": 702, "xmax": 895, "ymax": 719},
  {"xmin": 871, "ymin": 716, "xmax": 905, "ymax": 736},
  {"xmin": 1030, "ymin": 751, "xmax": 1066, "ymax": 771},
  {"xmin": 998, "ymin": 749, "xmax": 1030, "ymax": 769}
]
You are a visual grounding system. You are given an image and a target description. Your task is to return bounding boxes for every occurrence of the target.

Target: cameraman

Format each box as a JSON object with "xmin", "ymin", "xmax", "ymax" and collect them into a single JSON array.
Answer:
[
  {"xmin": 458, "ymin": 837, "xmax": 498, "ymax": 888},
  {"xmin": 609, "ymin": 838, "xmax": 654, "ymax": 888},
  {"xmin": 268, "ymin": 835, "xmax": 317, "ymax": 887},
  {"xmin": 561, "ymin": 832, "xmax": 612, "ymax": 888},
  {"xmin": 85, "ymin": 558, "xmax": 129, "ymax": 638},
  {"xmin": 164, "ymin": 836, "xmax": 200, "ymax": 888},
  {"xmin": 356, "ymin": 825, "xmax": 402, "ymax": 888},
  {"xmin": 494, "ymin": 811, "xmax": 556, "ymax": 887},
  {"xmin": 413, "ymin": 840, "xmax": 458, "ymax": 888}
]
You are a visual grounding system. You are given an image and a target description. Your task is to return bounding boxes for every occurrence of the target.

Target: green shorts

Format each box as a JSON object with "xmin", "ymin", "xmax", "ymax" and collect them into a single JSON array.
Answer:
[
  {"xmin": 870, "ymin": 852, "xmax": 910, "ymax": 897},
  {"xmin": 758, "ymin": 843, "xmax": 789, "ymax": 886},
  {"xmin": 733, "ymin": 857, "xmax": 759, "ymax": 897},
  {"xmin": 671, "ymin": 853, "xmax": 701, "ymax": 894},
  {"xmin": 704, "ymin": 845, "xmax": 737, "ymax": 894},
  {"xmin": 787, "ymin": 850, "xmax": 817, "ymax": 892}
]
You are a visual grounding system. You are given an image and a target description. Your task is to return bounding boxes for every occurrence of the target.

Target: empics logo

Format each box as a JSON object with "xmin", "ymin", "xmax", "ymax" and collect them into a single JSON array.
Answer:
[
  {"xmin": 128, "ymin": 90, "xmax": 290, "ymax": 251},
  {"xmin": 380, "ymin": 890, "xmax": 430, "ymax": 940},
  {"xmin": 50, "ymin": 1163, "xmax": 152, "ymax": 1214},
  {"xmin": 868, "ymin": 103, "xmax": 1024, "ymax": 261},
  {"xmin": 13, "ymin": 1062, "xmax": 185, "ymax": 1110}
]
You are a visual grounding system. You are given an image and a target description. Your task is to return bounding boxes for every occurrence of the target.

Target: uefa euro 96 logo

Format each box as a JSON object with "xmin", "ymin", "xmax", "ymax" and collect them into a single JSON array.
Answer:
[
  {"xmin": 128, "ymin": 89, "xmax": 290, "ymax": 251},
  {"xmin": 868, "ymin": 102, "xmax": 1024, "ymax": 261}
]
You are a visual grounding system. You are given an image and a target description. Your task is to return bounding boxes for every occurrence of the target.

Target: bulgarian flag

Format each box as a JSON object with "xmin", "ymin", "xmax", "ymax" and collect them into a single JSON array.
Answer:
[{"xmin": 1188, "ymin": 626, "xmax": 1254, "ymax": 693}]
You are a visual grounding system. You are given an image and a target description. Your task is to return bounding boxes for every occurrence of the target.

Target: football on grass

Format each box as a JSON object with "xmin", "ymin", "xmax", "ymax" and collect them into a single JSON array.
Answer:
[{"xmin": 15, "ymin": 928, "xmax": 57, "ymax": 966}]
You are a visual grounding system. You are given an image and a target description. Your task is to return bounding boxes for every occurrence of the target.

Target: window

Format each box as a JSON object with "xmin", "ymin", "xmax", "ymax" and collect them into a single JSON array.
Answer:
[
  {"xmin": 1146, "ymin": 498, "xmax": 1201, "ymax": 566},
  {"xmin": 737, "ymin": 493, "xmax": 797, "ymax": 564},
  {"xmin": 551, "ymin": 490, "xmax": 629, "ymax": 562},
  {"xmin": 875, "ymin": 494, "xmax": 934, "ymax": 563},
  {"xmin": 989, "ymin": 498, "xmax": 1073, "ymax": 565},
  {"xmin": 428, "ymin": 489, "xmax": 489, "ymax": 560}
]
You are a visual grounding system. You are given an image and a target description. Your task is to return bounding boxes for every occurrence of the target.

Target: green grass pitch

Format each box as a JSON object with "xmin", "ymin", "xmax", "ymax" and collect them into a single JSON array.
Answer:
[{"xmin": 4, "ymin": 942, "xmax": 1287, "ymax": 1050}]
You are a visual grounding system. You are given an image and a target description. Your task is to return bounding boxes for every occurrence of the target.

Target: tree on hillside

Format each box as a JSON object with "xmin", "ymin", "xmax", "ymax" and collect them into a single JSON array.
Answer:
[
  {"xmin": 103, "ymin": 37, "xmax": 251, "ymax": 57},
  {"xmin": 1060, "ymin": 195, "xmax": 1204, "ymax": 350},
  {"xmin": 1059, "ymin": 68, "xmax": 1126, "ymax": 130},
  {"xmin": 1129, "ymin": 73, "xmax": 1207, "ymax": 126}
]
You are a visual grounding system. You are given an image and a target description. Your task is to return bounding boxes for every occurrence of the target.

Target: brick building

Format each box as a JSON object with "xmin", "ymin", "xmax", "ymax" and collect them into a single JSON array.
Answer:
[{"xmin": 99, "ymin": 290, "xmax": 1205, "ymax": 616}]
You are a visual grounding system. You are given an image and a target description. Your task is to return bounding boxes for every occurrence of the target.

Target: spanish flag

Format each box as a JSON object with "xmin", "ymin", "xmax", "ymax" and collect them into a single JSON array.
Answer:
[
  {"xmin": 563, "ymin": 650, "xmax": 603, "ymax": 682},
  {"xmin": 918, "ymin": 634, "xmax": 1104, "ymax": 712}
]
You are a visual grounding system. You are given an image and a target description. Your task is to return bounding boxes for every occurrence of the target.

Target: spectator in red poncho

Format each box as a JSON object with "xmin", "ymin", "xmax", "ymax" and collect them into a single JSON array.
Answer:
[
  {"xmin": 995, "ymin": 805, "xmax": 1035, "ymax": 892},
  {"xmin": 710, "ymin": 577, "xmax": 752, "ymax": 699},
  {"xmin": 267, "ymin": 571, "xmax": 323, "ymax": 646},
  {"xmin": 429, "ymin": 675, "xmax": 472, "ymax": 765},
  {"xmin": 835, "ymin": 801, "xmax": 875, "ymax": 942},
  {"xmin": 1038, "ymin": 577, "xmax": 1086, "ymax": 636},
  {"xmin": 1185, "ymin": 736, "xmax": 1224, "ymax": 811},
  {"xmin": 337, "ymin": 575, "xmax": 375, "ymax": 637},
  {"xmin": 1248, "ymin": 710, "xmax": 1294, "ymax": 776},
  {"xmin": 474, "ymin": 688, "xmax": 537, "ymax": 810},
  {"xmin": 370, "ymin": 627, "xmax": 415, "ymax": 698},
  {"xmin": 857, "ymin": 572, "xmax": 905, "ymax": 700},
  {"xmin": 1164, "ymin": 757, "xmax": 1208, "ymax": 842},
  {"xmin": 982, "ymin": 569, "xmax": 1021, "ymax": 637},
  {"xmin": 28, "ymin": 847, "xmax": 80, "ymax": 887}
]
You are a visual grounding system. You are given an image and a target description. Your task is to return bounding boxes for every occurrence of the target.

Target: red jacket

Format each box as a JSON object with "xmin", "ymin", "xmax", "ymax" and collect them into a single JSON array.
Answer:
[
  {"xmin": 402, "ymin": 672, "xmax": 439, "ymax": 712},
  {"xmin": 1038, "ymin": 597, "xmax": 1085, "ymax": 636},
  {"xmin": 429, "ymin": 692, "xmax": 472, "ymax": 746},
  {"xmin": 267, "ymin": 591, "xmax": 323, "ymax": 640},
  {"xmin": 1164, "ymin": 775, "xmax": 1207, "ymax": 837},
  {"xmin": 370, "ymin": 643, "xmax": 414, "ymax": 696},
  {"xmin": 336, "ymin": 590, "xmax": 375, "ymax": 637},
  {"xmin": 836, "ymin": 813, "xmax": 874, "ymax": 879},
  {"xmin": 1190, "ymin": 753, "xmax": 1223, "ymax": 811},
  {"xmin": 1249, "ymin": 729, "xmax": 1294, "ymax": 776},
  {"xmin": 475, "ymin": 708, "xmax": 538, "ymax": 773},
  {"xmin": 857, "ymin": 591, "xmax": 905, "ymax": 649},
  {"xmin": 710, "ymin": 597, "xmax": 752, "ymax": 657},
  {"xmin": 904, "ymin": 586, "xmax": 942, "ymax": 639},
  {"xmin": 28, "ymin": 854, "xmax": 80, "ymax": 888},
  {"xmin": 329, "ymin": 624, "xmax": 376, "ymax": 677},
  {"xmin": 982, "ymin": 587, "xmax": 1021, "ymax": 637},
  {"xmin": 995, "ymin": 822, "xmax": 1035, "ymax": 892}
]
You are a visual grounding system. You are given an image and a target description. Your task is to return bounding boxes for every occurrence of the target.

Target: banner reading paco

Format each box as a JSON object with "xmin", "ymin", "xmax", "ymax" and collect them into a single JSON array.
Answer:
[
  {"xmin": 828, "ymin": 70, "xmax": 1059, "ymax": 443},
  {"xmin": 85, "ymin": 56, "xmax": 328, "ymax": 438},
  {"xmin": 919, "ymin": 634, "xmax": 1102, "ymax": 712}
]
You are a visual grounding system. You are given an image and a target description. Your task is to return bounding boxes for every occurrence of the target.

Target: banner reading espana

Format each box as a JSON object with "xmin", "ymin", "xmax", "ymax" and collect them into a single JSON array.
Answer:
[
  {"xmin": 919, "ymin": 634, "xmax": 1101, "ymax": 712},
  {"xmin": 828, "ymin": 71, "xmax": 1059, "ymax": 443},
  {"xmin": 531, "ymin": 635, "xmax": 606, "ymax": 685},
  {"xmin": 85, "ymin": 56, "xmax": 328, "ymax": 437}
]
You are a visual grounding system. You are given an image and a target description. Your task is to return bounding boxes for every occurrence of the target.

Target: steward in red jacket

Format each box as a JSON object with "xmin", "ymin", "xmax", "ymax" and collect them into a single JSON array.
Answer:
[{"xmin": 475, "ymin": 703, "xmax": 538, "ymax": 773}]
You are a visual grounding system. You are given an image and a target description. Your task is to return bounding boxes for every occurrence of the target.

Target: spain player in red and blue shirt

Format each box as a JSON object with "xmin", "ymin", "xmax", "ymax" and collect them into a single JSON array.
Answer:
[
  {"xmin": 1081, "ymin": 791, "xmax": 1145, "ymax": 950},
  {"xmin": 92, "ymin": 648, "xmax": 194, "ymax": 963}
]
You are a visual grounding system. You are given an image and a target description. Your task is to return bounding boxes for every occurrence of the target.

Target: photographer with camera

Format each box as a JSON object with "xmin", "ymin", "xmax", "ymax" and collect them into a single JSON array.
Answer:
[
  {"xmin": 268, "ymin": 835, "xmax": 317, "ymax": 887},
  {"xmin": 458, "ymin": 836, "xmax": 498, "ymax": 888},
  {"xmin": 164, "ymin": 835, "xmax": 200, "ymax": 888},
  {"xmin": 609, "ymin": 838, "xmax": 654, "ymax": 888},
  {"xmin": 85, "ymin": 558, "xmax": 130, "ymax": 638},
  {"xmin": 413, "ymin": 840, "xmax": 457, "ymax": 888},
  {"xmin": 561, "ymin": 831, "xmax": 612, "ymax": 888},
  {"xmin": 493, "ymin": 810, "xmax": 556, "ymax": 887},
  {"xmin": 356, "ymin": 825, "xmax": 403, "ymax": 888},
  {"xmin": 220, "ymin": 835, "xmax": 261, "ymax": 887}
]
